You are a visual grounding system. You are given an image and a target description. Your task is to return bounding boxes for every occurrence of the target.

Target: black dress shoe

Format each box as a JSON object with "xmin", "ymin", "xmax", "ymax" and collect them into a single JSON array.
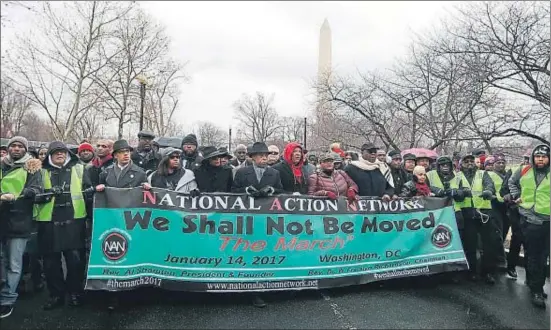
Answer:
[
  {"xmin": 107, "ymin": 296, "xmax": 119, "ymax": 311},
  {"xmin": 34, "ymin": 282, "xmax": 45, "ymax": 293},
  {"xmin": 252, "ymin": 294, "xmax": 267, "ymax": 308},
  {"xmin": 68, "ymin": 294, "xmax": 82, "ymax": 307},
  {"xmin": 43, "ymin": 296, "xmax": 65, "ymax": 310},
  {"xmin": 531, "ymin": 293, "xmax": 546, "ymax": 309},
  {"xmin": 484, "ymin": 274, "xmax": 496, "ymax": 285}
]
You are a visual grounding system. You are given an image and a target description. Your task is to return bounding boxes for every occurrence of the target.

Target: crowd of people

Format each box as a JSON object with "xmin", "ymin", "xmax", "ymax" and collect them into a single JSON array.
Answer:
[{"xmin": 0, "ymin": 130, "xmax": 549, "ymax": 319}]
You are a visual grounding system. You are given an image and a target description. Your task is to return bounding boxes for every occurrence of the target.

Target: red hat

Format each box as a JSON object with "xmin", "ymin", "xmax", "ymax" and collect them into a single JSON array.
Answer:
[{"xmin": 78, "ymin": 142, "xmax": 94, "ymax": 153}]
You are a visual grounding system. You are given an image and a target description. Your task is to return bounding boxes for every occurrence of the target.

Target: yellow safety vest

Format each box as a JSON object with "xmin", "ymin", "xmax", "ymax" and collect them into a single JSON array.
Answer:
[
  {"xmin": 455, "ymin": 170, "xmax": 492, "ymax": 210},
  {"xmin": 426, "ymin": 170, "xmax": 461, "ymax": 211},
  {"xmin": 36, "ymin": 164, "xmax": 86, "ymax": 222},
  {"xmin": 519, "ymin": 167, "xmax": 550, "ymax": 216},
  {"xmin": 0, "ymin": 167, "xmax": 27, "ymax": 198},
  {"xmin": 487, "ymin": 171, "xmax": 504, "ymax": 202}
]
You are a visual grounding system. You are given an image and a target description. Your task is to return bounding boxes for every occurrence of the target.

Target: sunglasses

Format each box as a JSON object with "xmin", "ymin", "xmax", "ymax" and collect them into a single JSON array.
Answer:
[{"xmin": 169, "ymin": 155, "xmax": 180, "ymax": 159}]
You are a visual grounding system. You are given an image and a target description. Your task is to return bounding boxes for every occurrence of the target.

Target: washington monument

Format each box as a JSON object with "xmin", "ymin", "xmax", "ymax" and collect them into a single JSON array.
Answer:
[{"xmin": 318, "ymin": 18, "xmax": 332, "ymax": 79}]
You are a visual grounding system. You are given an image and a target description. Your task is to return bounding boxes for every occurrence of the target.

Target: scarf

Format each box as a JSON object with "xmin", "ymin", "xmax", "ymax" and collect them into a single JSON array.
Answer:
[
  {"xmin": 350, "ymin": 158, "xmax": 394, "ymax": 187},
  {"xmin": 91, "ymin": 154, "xmax": 113, "ymax": 168},
  {"xmin": 283, "ymin": 142, "xmax": 304, "ymax": 183},
  {"xmin": 2, "ymin": 153, "xmax": 33, "ymax": 167},
  {"xmin": 415, "ymin": 182, "xmax": 431, "ymax": 196}
]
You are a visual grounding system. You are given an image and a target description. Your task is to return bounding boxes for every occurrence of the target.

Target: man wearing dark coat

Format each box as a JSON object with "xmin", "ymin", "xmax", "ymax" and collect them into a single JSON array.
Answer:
[
  {"xmin": 388, "ymin": 150, "xmax": 409, "ymax": 196},
  {"xmin": 94, "ymin": 139, "xmax": 150, "ymax": 311},
  {"xmin": 231, "ymin": 142, "xmax": 283, "ymax": 309},
  {"xmin": 131, "ymin": 130, "xmax": 161, "ymax": 175},
  {"xmin": 232, "ymin": 142, "xmax": 283, "ymax": 196},
  {"xmin": 180, "ymin": 134, "xmax": 203, "ymax": 171},
  {"xmin": 34, "ymin": 141, "xmax": 94, "ymax": 310},
  {"xmin": 193, "ymin": 147, "xmax": 233, "ymax": 193}
]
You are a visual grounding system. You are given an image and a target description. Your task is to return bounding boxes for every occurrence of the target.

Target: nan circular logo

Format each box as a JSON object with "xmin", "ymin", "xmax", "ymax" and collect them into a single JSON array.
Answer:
[
  {"xmin": 431, "ymin": 225, "xmax": 452, "ymax": 248},
  {"xmin": 102, "ymin": 232, "xmax": 129, "ymax": 261}
]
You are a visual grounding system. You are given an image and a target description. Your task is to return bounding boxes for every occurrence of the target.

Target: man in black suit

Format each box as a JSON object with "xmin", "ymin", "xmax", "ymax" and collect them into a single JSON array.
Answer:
[
  {"xmin": 231, "ymin": 142, "xmax": 283, "ymax": 309},
  {"xmin": 232, "ymin": 142, "xmax": 283, "ymax": 196},
  {"xmin": 94, "ymin": 139, "xmax": 150, "ymax": 311}
]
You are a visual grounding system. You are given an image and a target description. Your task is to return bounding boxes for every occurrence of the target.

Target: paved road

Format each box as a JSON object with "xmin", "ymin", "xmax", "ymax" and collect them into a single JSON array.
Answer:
[{"xmin": 3, "ymin": 268, "xmax": 549, "ymax": 329}]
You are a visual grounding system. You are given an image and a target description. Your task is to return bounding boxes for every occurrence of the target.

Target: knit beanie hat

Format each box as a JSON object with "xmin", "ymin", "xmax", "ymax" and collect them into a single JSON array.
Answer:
[
  {"xmin": 182, "ymin": 134, "xmax": 198, "ymax": 147},
  {"xmin": 8, "ymin": 136, "xmax": 29, "ymax": 151},
  {"xmin": 78, "ymin": 142, "xmax": 94, "ymax": 153}
]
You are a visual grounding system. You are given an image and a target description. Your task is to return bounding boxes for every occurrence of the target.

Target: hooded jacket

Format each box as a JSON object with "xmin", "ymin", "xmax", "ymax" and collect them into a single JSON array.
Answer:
[
  {"xmin": 37, "ymin": 148, "xmax": 88, "ymax": 252},
  {"xmin": 272, "ymin": 142, "xmax": 308, "ymax": 194},
  {"xmin": 148, "ymin": 150, "xmax": 198, "ymax": 193},
  {"xmin": 508, "ymin": 144, "xmax": 550, "ymax": 225},
  {"xmin": 0, "ymin": 153, "xmax": 43, "ymax": 238}
]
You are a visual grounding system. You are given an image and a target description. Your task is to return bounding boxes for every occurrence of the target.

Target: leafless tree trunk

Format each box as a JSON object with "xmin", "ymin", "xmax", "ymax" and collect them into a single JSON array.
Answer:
[
  {"xmin": 0, "ymin": 78, "xmax": 32, "ymax": 137},
  {"xmin": 94, "ymin": 6, "xmax": 172, "ymax": 139},
  {"xmin": 233, "ymin": 92, "xmax": 281, "ymax": 143},
  {"xmin": 6, "ymin": 1, "xmax": 133, "ymax": 141},
  {"xmin": 195, "ymin": 121, "xmax": 228, "ymax": 146}
]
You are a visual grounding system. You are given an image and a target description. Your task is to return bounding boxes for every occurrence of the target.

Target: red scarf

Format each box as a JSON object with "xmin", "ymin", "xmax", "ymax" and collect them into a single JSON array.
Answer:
[
  {"xmin": 283, "ymin": 142, "xmax": 304, "ymax": 183},
  {"xmin": 415, "ymin": 182, "xmax": 431, "ymax": 196},
  {"xmin": 91, "ymin": 154, "xmax": 113, "ymax": 168}
]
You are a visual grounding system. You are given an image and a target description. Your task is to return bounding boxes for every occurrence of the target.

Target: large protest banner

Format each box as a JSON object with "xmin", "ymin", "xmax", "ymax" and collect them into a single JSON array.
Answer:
[{"xmin": 85, "ymin": 187, "xmax": 468, "ymax": 292}]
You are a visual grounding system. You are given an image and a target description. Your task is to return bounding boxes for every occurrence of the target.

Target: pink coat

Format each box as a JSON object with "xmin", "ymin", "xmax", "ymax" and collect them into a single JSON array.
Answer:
[{"xmin": 308, "ymin": 170, "xmax": 359, "ymax": 197}]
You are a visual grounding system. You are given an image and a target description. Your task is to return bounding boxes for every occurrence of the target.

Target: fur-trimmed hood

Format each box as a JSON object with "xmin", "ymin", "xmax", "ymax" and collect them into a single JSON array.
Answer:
[{"xmin": 2, "ymin": 153, "xmax": 42, "ymax": 174}]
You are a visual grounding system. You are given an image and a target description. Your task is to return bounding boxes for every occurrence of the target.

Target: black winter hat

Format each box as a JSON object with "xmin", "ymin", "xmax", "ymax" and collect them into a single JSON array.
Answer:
[
  {"xmin": 403, "ymin": 153, "xmax": 416, "ymax": 161},
  {"xmin": 112, "ymin": 139, "xmax": 133, "ymax": 155},
  {"xmin": 47, "ymin": 141, "xmax": 69, "ymax": 155},
  {"xmin": 361, "ymin": 142, "xmax": 377, "ymax": 151},
  {"xmin": 247, "ymin": 142, "xmax": 270, "ymax": 156},
  {"xmin": 137, "ymin": 130, "xmax": 155, "ymax": 139},
  {"xmin": 218, "ymin": 147, "xmax": 232, "ymax": 159},
  {"xmin": 202, "ymin": 146, "xmax": 225, "ymax": 161},
  {"xmin": 437, "ymin": 156, "xmax": 452, "ymax": 164},
  {"xmin": 471, "ymin": 148, "xmax": 485, "ymax": 157},
  {"xmin": 388, "ymin": 150, "xmax": 401, "ymax": 159},
  {"xmin": 182, "ymin": 134, "xmax": 198, "ymax": 147}
]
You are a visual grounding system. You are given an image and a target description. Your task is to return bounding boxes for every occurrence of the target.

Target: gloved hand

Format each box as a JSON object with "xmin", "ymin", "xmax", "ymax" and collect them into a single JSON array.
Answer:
[
  {"xmin": 433, "ymin": 188, "xmax": 446, "ymax": 197},
  {"xmin": 453, "ymin": 189, "xmax": 465, "ymax": 202},
  {"xmin": 260, "ymin": 186, "xmax": 275, "ymax": 197},
  {"xmin": 82, "ymin": 187, "xmax": 96, "ymax": 195},
  {"xmin": 22, "ymin": 188, "xmax": 36, "ymax": 199},
  {"xmin": 326, "ymin": 191, "xmax": 338, "ymax": 200},
  {"xmin": 189, "ymin": 189, "xmax": 201, "ymax": 198},
  {"xmin": 346, "ymin": 188, "xmax": 358, "ymax": 202},
  {"xmin": 462, "ymin": 188, "xmax": 472, "ymax": 198},
  {"xmin": 245, "ymin": 186, "xmax": 261, "ymax": 197},
  {"xmin": 481, "ymin": 190, "xmax": 493, "ymax": 200},
  {"xmin": 52, "ymin": 186, "xmax": 64, "ymax": 196},
  {"xmin": 503, "ymin": 194, "xmax": 512, "ymax": 203}
]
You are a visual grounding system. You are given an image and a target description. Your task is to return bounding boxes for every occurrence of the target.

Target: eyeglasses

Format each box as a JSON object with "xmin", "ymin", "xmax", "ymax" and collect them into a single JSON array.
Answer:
[{"xmin": 169, "ymin": 155, "xmax": 180, "ymax": 159}]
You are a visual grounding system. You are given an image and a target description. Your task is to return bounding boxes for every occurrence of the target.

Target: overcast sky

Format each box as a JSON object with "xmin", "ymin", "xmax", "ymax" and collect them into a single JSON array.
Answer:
[{"xmin": 2, "ymin": 1, "xmax": 456, "ymax": 133}]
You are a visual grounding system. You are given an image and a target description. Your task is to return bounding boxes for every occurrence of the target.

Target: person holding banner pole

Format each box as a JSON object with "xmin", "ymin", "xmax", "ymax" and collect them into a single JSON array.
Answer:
[
  {"xmin": 455, "ymin": 153, "xmax": 501, "ymax": 285},
  {"xmin": 232, "ymin": 141, "xmax": 283, "ymax": 308},
  {"xmin": 426, "ymin": 156, "xmax": 467, "ymax": 283},
  {"xmin": 95, "ymin": 139, "xmax": 151, "ymax": 311},
  {"xmin": 34, "ymin": 142, "xmax": 94, "ymax": 311}
]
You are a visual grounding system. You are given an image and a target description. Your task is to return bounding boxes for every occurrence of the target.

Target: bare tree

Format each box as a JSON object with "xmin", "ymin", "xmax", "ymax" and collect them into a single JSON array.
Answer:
[
  {"xmin": 142, "ymin": 60, "xmax": 187, "ymax": 137},
  {"xmin": 6, "ymin": 1, "xmax": 134, "ymax": 141},
  {"xmin": 438, "ymin": 1, "xmax": 549, "ymax": 109},
  {"xmin": 195, "ymin": 121, "xmax": 228, "ymax": 146},
  {"xmin": 278, "ymin": 116, "xmax": 304, "ymax": 143},
  {"xmin": 233, "ymin": 92, "xmax": 281, "ymax": 143},
  {"xmin": 0, "ymin": 77, "xmax": 32, "ymax": 137},
  {"xmin": 94, "ymin": 6, "xmax": 172, "ymax": 139}
]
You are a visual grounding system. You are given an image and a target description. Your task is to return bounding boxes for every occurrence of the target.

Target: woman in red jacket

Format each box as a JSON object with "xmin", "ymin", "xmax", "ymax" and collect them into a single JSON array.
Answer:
[{"xmin": 308, "ymin": 153, "xmax": 359, "ymax": 201}]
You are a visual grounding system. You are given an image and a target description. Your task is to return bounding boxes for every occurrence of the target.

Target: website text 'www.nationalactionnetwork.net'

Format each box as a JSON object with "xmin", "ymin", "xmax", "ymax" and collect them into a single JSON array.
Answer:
[{"xmin": 206, "ymin": 280, "xmax": 319, "ymax": 291}]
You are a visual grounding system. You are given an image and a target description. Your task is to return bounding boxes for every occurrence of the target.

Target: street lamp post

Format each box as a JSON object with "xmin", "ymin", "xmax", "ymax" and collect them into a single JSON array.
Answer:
[{"xmin": 136, "ymin": 75, "xmax": 147, "ymax": 131}]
